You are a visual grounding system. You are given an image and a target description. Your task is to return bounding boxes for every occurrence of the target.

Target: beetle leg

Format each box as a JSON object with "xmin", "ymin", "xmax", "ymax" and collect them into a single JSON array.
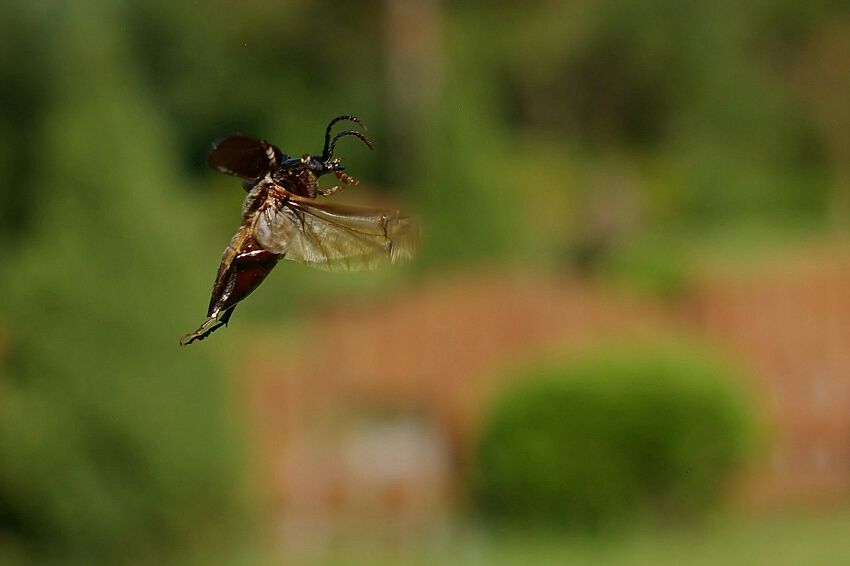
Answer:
[
  {"xmin": 322, "ymin": 168, "xmax": 360, "ymax": 196},
  {"xmin": 335, "ymin": 170, "xmax": 359, "ymax": 185},
  {"xmin": 320, "ymin": 185, "xmax": 344, "ymax": 197},
  {"xmin": 179, "ymin": 306, "xmax": 236, "ymax": 346}
]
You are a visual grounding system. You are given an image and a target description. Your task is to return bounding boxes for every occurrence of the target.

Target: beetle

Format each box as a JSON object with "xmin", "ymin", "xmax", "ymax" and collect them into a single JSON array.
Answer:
[{"xmin": 180, "ymin": 115, "xmax": 419, "ymax": 345}]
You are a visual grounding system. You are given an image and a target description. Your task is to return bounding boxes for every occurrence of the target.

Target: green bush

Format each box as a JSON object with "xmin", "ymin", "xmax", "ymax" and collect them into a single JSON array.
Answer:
[{"xmin": 475, "ymin": 344, "xmax": 755, "ymax": 530}]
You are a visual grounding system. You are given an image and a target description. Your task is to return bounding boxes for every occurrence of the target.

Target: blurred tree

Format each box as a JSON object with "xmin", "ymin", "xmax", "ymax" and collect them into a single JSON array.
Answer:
[
  {"xmin": 0, "ymin": 4, "xmax": 54, "ymax": 241},
  {"xmin": 443, "ymin": 0, "xmax": 842, "ymax": 267},
  {"xmin": 0, "ymin": 4, "xmax": 244, "ymax": 562},
  {"xmin": 124, "ymin": 0, "xmax": 387, "ymax": 182},
  {"xmin": 786, "ymin": 15, "xmax": 850, "ymax": 221}
]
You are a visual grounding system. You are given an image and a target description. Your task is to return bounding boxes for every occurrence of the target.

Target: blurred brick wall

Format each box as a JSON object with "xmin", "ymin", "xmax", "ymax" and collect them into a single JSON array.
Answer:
[
  {"xmin": 685, "ymin": 247, "xmax": 850, "ymax": 509},
  {"xmin": 245, "ymin": 247, "xmax": 850, "ymax": 544}
]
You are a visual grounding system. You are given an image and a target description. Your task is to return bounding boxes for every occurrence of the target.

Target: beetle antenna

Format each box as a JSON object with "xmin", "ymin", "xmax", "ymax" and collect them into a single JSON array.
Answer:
[
  {"xmin": 323, "ymin": 115, "xmax": 368, "ymax": 160},
  {"xmin": 327, "ymin": 130, "xmax": 373, "ymax": 159}
]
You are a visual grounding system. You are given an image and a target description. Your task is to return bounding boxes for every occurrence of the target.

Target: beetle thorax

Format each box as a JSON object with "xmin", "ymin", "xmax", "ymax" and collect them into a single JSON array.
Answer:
[{"xmin": 273, "ymin": 165, "xmax": 319, "ymax": 198}]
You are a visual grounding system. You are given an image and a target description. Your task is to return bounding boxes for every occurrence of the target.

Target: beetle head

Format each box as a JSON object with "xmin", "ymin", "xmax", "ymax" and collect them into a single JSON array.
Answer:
[{"xmin": 313, "ymin": 115, "xmax": 373, "ymax": 177}]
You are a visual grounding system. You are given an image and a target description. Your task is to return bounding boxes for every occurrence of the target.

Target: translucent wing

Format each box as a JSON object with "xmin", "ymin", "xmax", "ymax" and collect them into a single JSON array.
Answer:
[{"xmin": 254, "ymin": 193, "xmax": 419, "ymax": 271}]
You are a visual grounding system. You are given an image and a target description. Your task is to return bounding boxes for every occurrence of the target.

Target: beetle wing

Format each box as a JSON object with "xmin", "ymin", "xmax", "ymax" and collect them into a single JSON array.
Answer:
[
  {"xmin": 207, "ymin": 134, "xmax": 286, "ymax": 181},
  {"xmin": 254, "ymin": 194, "xmax": 419, "ymax": 271}
]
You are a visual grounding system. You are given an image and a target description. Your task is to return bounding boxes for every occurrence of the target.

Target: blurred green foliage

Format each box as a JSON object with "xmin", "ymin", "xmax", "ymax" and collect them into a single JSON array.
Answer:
[
  {"xmin": 475, "ymin": 344, "xmax": 754, "ymax": 530},
  {"xmin": 0, "ymin": 4, "xmax": 245, "ymax": 563}
]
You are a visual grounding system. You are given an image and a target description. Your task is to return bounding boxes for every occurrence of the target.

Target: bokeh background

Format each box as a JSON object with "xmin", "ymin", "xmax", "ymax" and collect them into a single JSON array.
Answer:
[{"xmin": 2, "ymin": 0, "xmax": 850, "ymax": 564}]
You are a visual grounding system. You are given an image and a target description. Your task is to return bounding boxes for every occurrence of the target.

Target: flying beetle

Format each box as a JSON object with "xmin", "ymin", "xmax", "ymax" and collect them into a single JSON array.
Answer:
[{"xmin": 180, "ymin": 115, "xmax": 419, "ymax": 346}]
